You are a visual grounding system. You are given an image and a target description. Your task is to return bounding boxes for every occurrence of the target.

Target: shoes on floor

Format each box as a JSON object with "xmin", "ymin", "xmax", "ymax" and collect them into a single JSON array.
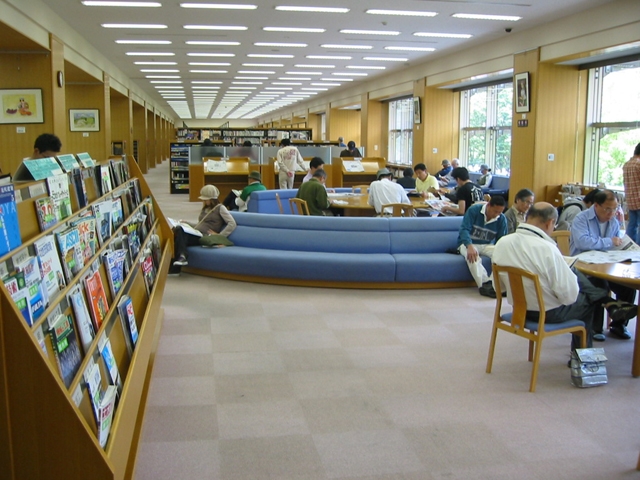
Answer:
[
  {"xmin": 609, "ymin": 324, "xmax": 632, "ymax": 340},
  {"xmin": 173, "ymin": 255, "xmax": 188, "ymax": 266},
  {"xmin": 592, "ymin": 332, "xmax": 606, "ymax": 342},
  {"xmin": 479, "ymin": 281, "xmax": 497, "ymax": 299},
  {"xmin": 605, "ymin": 301, "xmax": 637, "ymax": 324}
]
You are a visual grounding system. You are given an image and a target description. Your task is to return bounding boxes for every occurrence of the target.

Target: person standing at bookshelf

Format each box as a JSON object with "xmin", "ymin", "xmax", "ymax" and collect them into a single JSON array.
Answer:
[
  {"xmin": 276, "ymin": 138, "xmax": 305, "ymax": 189},
  {"xmin": 172, "ymin": 185, "xmax": 236, "ymax": 268},
  {"xmin": 30, "ymin": 133, "xmax": 62, "ymax": 159}
]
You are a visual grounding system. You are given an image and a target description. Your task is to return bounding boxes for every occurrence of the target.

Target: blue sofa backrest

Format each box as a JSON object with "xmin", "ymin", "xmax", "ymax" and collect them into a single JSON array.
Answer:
[
  {"xmin": 247, "ymin": 189, "xmax": 297, "ymax": 214},
  {"xmin": 228, "ymin": 212, "xmax": 391, "ymax": 254},
  {"xmin": 488, "ymin": 175, "xmax": 509, "ymax": 194},
  {"xmin": 388, "ymin": 217, "xmax": 463, "ymax": 254}
]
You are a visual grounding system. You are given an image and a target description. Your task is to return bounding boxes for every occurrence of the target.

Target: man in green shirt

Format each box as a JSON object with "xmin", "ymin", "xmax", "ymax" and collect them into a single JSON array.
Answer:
[
  {"xmin": 296, "ymin": 169, "xmax": 333, "ymax": 216},
  {"xmin": 231, "ymin": 171, "xmax": 267, "ymax": 211}
]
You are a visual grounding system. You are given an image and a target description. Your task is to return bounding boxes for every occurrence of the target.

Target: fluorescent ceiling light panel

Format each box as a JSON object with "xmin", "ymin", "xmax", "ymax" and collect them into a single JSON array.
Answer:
[
  {"xmin": 452, "ymin": 13, "xmax": 520, "ymax": 21},
  {"xmin": 306, "ymin": 55, "xmax": 351, "ymax": 60},
  {"xmin": 279, "ymin": 77, "xmax": 311, "ymax": 80},
  {"xmin": 340, "ymin": 29, "xmax": 399, "ymax": 36},
  {"xmin": 180, "ymin": 3, "xmax": 257, "ymax": 9},
  {"xmin": 266, "ymin": 87, "xmax": 292, "ymax": 90},
  {"xmin": 150, "ymin": 80, "xmax": 182, "ymax": 83},
  {"xmin": 301, "ymin": 87, "xmax": 327, "ymax": 91},
  {"xmin": 263, "ymin": 90, "xmax": 286, "ymax": 93},
  {"xmin": 322, "ymin": 77, "xmax": 352, "ymax": 81},
  {"xmin": 134, "ymin": 61, "xmax": 176, "ymax": 64},
  {"xmin": 321, "ymin": 44, "xmax": 372, "ymax": 50},
  {"xmin": 188, "ymin": 62, "xmax": 231, "ymax": 66},
  {"xmin": 235, "ymin": 76, "xmax": 269, "ymax": 79},
  {"xmin": 187, "ymin": 53, "xmax": 235, "ymax": 57},
  {"xmin": 102, "ymin": 23, "xmax": 166, "ymax": 28},
  {"xmin": 192, "ymin": 86, "xmax": 220, "ymax": 88},
  {"xmin": 154, "ymin": 85, "xmax": 182, "ymax": 88},
  {"xmin": 294, "ymin": 64, "xmax": 334, "ymax": 68},
  {"xmin": 140, "ymin": 69, "xmax": 179, "ymax": 72},
  {"xmin": 183, "ymin": 25, "xmax": 247, "ymax": 30},
  {"xmin": 272, "ymin": 82, "xmax": 301, "ymax": 85},
  {"xmin": 84, "ymin": 1, "xmax": 160, "ymax": 6},
  {"xmin": 247, "ymin": 54, "xmax": 294, "ymax": 58},
  {"xmin": 229, "ymin": 87, "xmax": 256, "ymax": 89},
  {"xmin": 145, "ymin": 75, "xmax": 180, "ymax": 78},
  {"xmin": 414, "ymin": 32, "xmax": 472, "ymax": 38},
  {"xmin": 189, "ymin": 69, "xmax": 228, "ymax": 73},
  {"xmin": 232, "ymin": 81, "xmax": 263, "ymax": 84},
  {"xmin": 363, "ymin": 56, "xmax": 407, "ymax": 62},
  {"xmin": 116, "ymin": 39, "xmax": 170, "ymax": 44},
  {"xmin": 366, "ymin": 9, "xmax": 437, "ymax": 17},
  {"xmin": 384, "ymin": 46, "xmax": 435, "ymax": 52},
  {"xmin": 275, "ymin": 6, "xmax": 349, "ymax": 13},
  {"xmin": 239, "ymin": 70, "xmax": 275, "ymax": 74},
  {"xmin": 186, "ymin": 41, "xmax": 240, "ymax": 45},
  {"xmin": 126, "ymin": 52, "xmax": 174, "ymax": 55},
  {"xmin": 285, "ymin": 71, "xmax": 321, "ymax": 75},
  {"xmin": 243, "ymin": 63, "xmax": 283, "ymax": 67},
  {"xmin": 191, "ymin": 81, "xmax": 223, "ymax": 84},
  {"xmin": 311, "ymin": 82, "xmax": 340, "ymax": 86},
  {"xmin": 263, "ymin": 27, "xmax": 325, "ymax": 33},
  {"xmin": 254, "ymin": 42, "xmax": 307, "ymax": 47},
  {"xmin": 346, "ymin": 65, "xmax": 385, "ymax": 70},
  {"xmin": 332, "ymin": 72, "xmax": 367, "ymax": 76}
]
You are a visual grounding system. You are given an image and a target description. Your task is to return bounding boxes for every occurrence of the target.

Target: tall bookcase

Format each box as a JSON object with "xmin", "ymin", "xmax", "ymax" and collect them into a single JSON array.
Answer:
[
  {"xmin": 0, "ymin": 156, "xmax": 171, "ymax": 480},
  {"xmin": 170, "ymin": 143, "xmax": 190, "ymax": 194},
  {"xmin": 175, "ymin": 127, "xmax": 312, "ymax": 144}
]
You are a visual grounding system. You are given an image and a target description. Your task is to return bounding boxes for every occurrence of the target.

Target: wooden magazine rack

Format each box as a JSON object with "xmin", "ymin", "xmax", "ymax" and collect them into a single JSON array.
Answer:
[{"xmin": 0, "ymin": 156, "xmax": 171, "ymax": 480}]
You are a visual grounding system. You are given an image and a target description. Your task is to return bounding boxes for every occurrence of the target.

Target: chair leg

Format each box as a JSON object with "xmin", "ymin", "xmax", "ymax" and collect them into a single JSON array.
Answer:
[
  {"xmin": 529, "ymin": 339, "xmax": 542, "ymax": 393},
  {"xmin": 486, "ymin": 326, "xmax": 499, "ymax": 373},
  {"xmin": 528, "ymin": 339, "xmax": 534, "ymax": 362},
  {"xmin": 636, "ymin": 449, "xmax": 640, "ymax": 470}
]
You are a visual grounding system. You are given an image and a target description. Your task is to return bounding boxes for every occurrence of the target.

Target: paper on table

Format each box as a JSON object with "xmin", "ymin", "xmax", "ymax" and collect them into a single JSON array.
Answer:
[
  {"xmin": 332, "ymin": 200, "xmax": 348, "ymax": 205},
  {"xmin": 576, "ymin": 250, "xmax": 640, "ymax": 264}
]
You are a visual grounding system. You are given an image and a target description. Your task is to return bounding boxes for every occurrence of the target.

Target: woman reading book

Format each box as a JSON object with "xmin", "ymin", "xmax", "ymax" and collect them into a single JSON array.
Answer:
[{"xmin": 172, "ymin": 185, "xmax": 236, "ymax": 269}]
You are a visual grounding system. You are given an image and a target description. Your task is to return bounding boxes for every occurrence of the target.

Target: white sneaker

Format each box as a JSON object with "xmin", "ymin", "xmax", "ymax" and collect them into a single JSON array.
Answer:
[{"xmin": 173, "ymin": 255, "xmax": 188, "ymax": 266}]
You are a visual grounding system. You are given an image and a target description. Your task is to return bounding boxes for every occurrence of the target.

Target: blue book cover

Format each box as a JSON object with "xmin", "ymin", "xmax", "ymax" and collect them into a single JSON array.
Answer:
[{"xmin": 0, "ymin": 184, "xmax": 22, "ymax": 256}]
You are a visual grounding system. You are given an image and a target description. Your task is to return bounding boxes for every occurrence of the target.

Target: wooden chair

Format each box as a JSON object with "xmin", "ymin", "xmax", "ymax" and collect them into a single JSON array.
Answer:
[
  {"xmin": 289, "ymin": 198, "xmax": 310, "ymax": 215},
  {"xmin": 487, "ymin": 264, "xmax": 587, "ymax": 392},
  {"xmin": 380, "ymin": 203, "xmax": 414, "ymax": 217},
  {"xmin": 550, "ymin": 230, "xmax": 571, "ymax": 256},
  {"xmin": 352, "ymin": 184, "xmax": 369, "ymax": 193},
  {"xmin": 275, "ymin": 192, "xmax": 284, "ymax": 214}
]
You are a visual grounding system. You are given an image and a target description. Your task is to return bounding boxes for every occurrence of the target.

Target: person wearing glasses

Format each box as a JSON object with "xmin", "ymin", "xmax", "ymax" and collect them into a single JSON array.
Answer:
[
  {"xmin": 504, "ymin": 188, "xmax": 534, "ymax": 234},
  {"xmin": 570, "ymin": 189, "xmax": 636, "ymax": 340}
]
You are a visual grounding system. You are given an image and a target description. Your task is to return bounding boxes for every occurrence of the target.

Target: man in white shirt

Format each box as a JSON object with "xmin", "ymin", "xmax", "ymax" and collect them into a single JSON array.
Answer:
[
  {"xmin": 368, "ymin": 168, "xmax": 411, "ymax": 215},
  {"xmin": 492, "ymin": 202, "xmax": 636, "ymax": 351},
  {"xmin": 276, "ymin": 138, "xmax": 305, "ymax": 189}
]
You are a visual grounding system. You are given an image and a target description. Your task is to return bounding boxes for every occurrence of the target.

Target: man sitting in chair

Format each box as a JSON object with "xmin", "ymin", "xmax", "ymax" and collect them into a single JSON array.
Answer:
[
  {"xmin": 492, "ymin": 202, "xmax": 637, "ymax": 353},
  {"xmin": 368, "ymin": 168, "xmax": 411, "ymax": 216},
  {"xmin": 296, "ymin": 169, "xmax": 334, "ymax": 216}
]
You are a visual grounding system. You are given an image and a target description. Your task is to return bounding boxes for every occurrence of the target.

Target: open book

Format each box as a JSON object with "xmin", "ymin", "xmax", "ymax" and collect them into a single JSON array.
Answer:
[{"xmin": 167, "ymin": 217, "xmax": 203, "ymax": 237}]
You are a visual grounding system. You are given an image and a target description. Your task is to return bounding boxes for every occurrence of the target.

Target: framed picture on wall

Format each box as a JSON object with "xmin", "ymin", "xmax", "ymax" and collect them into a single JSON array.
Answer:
[
  {"xmin": 0, "ymin": 89, "xmax": 44, "ymax": 124},
  {"xmin": 514, "ymin": 72, "xmax": 530, "ymax": 113},
  {"xmin": 69, "ymin": 109, "xmax": 100, "ymax": 132},
  {"xmin": 413, "ymin": 97, "xmax": 422, "ymax": 124}
]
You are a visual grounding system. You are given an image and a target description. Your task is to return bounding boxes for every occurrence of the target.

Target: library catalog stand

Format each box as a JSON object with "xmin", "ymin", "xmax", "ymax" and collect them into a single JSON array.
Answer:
[
  {"xmin": 0, "ymin": 156, "xmax": 171, "ymax": 480},
  {"xmin": 189, "ymin": 157, "xmax": 257, "ymax": 203},
  {"xmin": 332, "ymin": 157, "xmax": 386, "ymax": 188}
]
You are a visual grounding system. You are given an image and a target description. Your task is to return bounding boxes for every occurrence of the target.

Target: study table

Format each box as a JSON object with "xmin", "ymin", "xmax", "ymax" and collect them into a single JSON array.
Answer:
[
  {"xmin": 329, "ymin": 193, "xmax": 439, "ymax": 217},
  {"xmin": 576, "ymin": 261, "xmax": 640, "ymax": 377}
]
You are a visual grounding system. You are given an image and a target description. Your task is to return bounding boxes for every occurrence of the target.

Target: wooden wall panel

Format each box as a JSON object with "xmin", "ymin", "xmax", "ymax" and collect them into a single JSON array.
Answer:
[
  {"xmin": 412, "ymin": 80, "xmax": 425, "ymax": 166},
  {"xmin": 329, "ymin": 109, "xmax": 360, "ymax": 146},
  {"xmin": 0, "ymin": 52, "xmax": 53, "ymax": 175},
  {"xmin": 65, "ymin": 83, "xmax": 107, "ymax": 160},
  {"xmin": 307, "ymin": 113, "xmax": 321, "ymax": 141},
  {"xmin": 423, "ymin": 85, "xmax": 458, "ymax": 174},
  {"xmin": 132, "ymin": 101, "xmax": 147, "ymax": 173},
  {"xmin": 146, "ymin": 109, "xmax": 156, "ymax": 168},
  {"xmin": 49, "ymin": 35, "xmax": 66, "ymax": 144},
  {"xmin": 110, "ymin": 92, "xmax": 130, "ymax": 156},
  {"xmin": 362, "ymin": 97, "xmax": 383, "ymax": 159}
]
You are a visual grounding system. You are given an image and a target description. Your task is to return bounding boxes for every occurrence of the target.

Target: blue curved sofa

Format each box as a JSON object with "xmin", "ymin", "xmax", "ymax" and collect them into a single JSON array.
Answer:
[
  {"xmin": 247, "ymin": 188, "xmax": 353, "ymax": 214},
  {"xmin": 183, "ymin": 212, "xmax": 492, "ymax": 288}
]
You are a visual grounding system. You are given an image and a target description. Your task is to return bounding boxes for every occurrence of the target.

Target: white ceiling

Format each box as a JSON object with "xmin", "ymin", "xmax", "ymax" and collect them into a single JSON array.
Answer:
[{"xmin": 39, "ymin": 0, "xmax": 615, "ymax": 121}]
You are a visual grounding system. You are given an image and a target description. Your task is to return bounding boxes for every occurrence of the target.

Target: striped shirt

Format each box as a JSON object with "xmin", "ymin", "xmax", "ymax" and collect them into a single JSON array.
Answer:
[{"xmin": 623, "ymin": 156, "xmax": 640, "ymax": 210}]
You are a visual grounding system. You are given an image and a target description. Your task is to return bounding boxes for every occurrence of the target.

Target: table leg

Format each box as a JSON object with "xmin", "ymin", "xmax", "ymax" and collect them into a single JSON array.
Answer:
[{"xmin": 633, "ymin": 304, "xmax": 640, "ymax": 377}]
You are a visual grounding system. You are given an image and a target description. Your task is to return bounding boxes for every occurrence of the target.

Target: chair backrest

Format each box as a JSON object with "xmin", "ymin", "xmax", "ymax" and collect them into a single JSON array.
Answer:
[
  {"xmin": 492, "ymin": 264, "xmax": 546, "ymax": 329},
  {"xmin": 381, "ymin": 203, "xmax": 414, "ymax": 217},
  {"xmin": 550, "ymin": 230, "xmax": 571, "ymax": 256},
  {"xmin": 289, "ymin": 198, "xmax": 310, "ymax": 215},
  {"xmin": 275, "ymin": 192, "xmax": 284, "ymax": 214},
  {"xmin": 352, "ymin": 184, "xmax": 369, "ymax": 193}
]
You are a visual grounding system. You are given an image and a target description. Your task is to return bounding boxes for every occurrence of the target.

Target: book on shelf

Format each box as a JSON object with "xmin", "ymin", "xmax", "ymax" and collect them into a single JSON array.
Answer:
[
  {"xmin": 131, "ymin": 178, "xmax": 142, "ymax": 207},
  {"xmin": 76, "ymin": 152, "xmax": 96, "ymax": 168},
  {"xmin": 117, "ymin": 294, "xmax": 138, "ymax": 355},
  {"xmin": 68, "ymin": 284, "xmax": 95, "ymax": 354},
  {"xmin": 33, "ymin": 234, "xmax": 66, "ymax": 302},
  {"xmin": 46, "ymin": 173, "xmax": 72, "ymax": 222},
  {"xmin": 56, "ymin": 153, "xmax": 80, "ymax": 172},
  {"xmin": 71, "ymin": 167, "xmax": 88, "ymax": 209},
  {"xmin": 98, "ymin": 385, "xmax": 117, "ymax": 449},
  {"xmin": 84, "ymin": 269, "xmax": 109, "ymax": 332},
  {"xmin": 103, "ymin": 248, "xmax": 128, "ymax": 298},
  {"xmin": 123, "ymin": 220, "xmax": 142, "ymax": 261},
  {"xmin": 83, "ymin": 356, "xmax": 103, "ymax": 421},
  {"xmin": 0, "ymin": 184, "xmax": 22, "ymax": 256},
  {"xmin": 16, "ymin": 256, "xmax": 49, "ymax": 324},
  {"xmin": 34, "ymin": 197, "xmax": 57, "ymax": 232},
  {"xmin": 111, "ymin": 197, "xmax": 124, "ymax": 231},
  {"xmin": 139, "ymin": 247, "xmax": 156, "ymax": 297},
  {"xmin": 72, "ymin": 215, "xmax": 97, "ymax": 265},
  {"xmin": 5, "ymin": 278, "xmax": 32, "ymax": 326},
  {"xmin": 98, "ymin": 333, "xmax": 123, "ymax": 394},
  {"xmin": 99, "ymin": 165, "xmax": 113, "ymax": 196},
  {"xmin": 49, "ymin": 313, "xmax": 83, "ymax": 388},
  {"xmin": 92, "ymin": 200, "xmax": 112, "ymax": 246},
  {"xmin": 56, "ymin": 226, "xmax": 84, "ymax": 282}
]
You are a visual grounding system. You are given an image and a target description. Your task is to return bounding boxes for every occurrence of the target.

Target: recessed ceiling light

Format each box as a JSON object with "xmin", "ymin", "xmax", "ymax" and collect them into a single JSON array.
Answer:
[
  {"xmin": 187, "ymin": 53, "xmax": 235, "ymax": 57},
  {"xmin": 183, "ymin": 25, "xmax": 247, "ymax": 30},
  {"xmin": 272, "ymin": 82, "xmax": 302, "ymax": 85},
  {"xmin": 452, "ymin": 13, "xmax": 520, "ymax": 21},
  {"xmin": 321, "ymin": 44, "xmax": 373, "ymax": 50},
  {"xmin": 294, "ymin": 64, "xmax": 334, "ymax": 69},
  {"xmin": 414, "ymin": 32, "xmax": 472, "ymax": 38},
  {"xmin": 346, "ymin": 65, "xmax": 385, "ymax": 70},
  {"xmin": 247, "ymin": 54, "xmax": 294, "ymax": 58},
  {"xmin": 235, "ymin": 76, "xmax": 269, "ymax": 80},
  {"xmin": 275, "ymin": 6, "xmax": 349, "ymax": 13},
  {"xmin": 366, "ymin": 9, "xmax": 437, "ymax": 17},
  {"xmin": 116, "ymin": 39, "xmax": 171, "ymax": 44},
  {"xmin": 180, "ymin": 3, "xmax": 257, "ymax": 9},
  {"xmin": 186, "ymin": 41, "xmax": 240, "ymax": 45},
  {"xmin": 322, "ymin": 77, "xmax": 352, "ymax": 81},
  {"xmin": 384, "ymin": 46, "xmax": 435, "ymax": 52},
  {"xmin": 306, "ymin": 55, "xmax": 351, "ymax": 60},
  {"xmin": 191, "ymin": 81, "xmax": 223, "ymax": 84},
  {"xmin": 363, "ymin": 57, "xmax": 408, "ymax": 62},
  {"xmin": 146, "ymin": 75, "xmax": 180, "ymax": 78},
  {"xmin": 239, "ymin": 70, "xmax": 276, "ymax": 74},
  {"xmin": 188, "ymin": 62, "xmax": 231, "ymax": 66},
  {"xmin": 189, "ymin": 69, "xmax": 228, "ymax": 73},
  {"xmin": 263, "ymin": 27, "xmax": 325, "ymax": 33},
  {"xmin": 254, "ymin": 42, "xmax": 307, "ymax": 48},
  {"xmin": 103, "ymin": 23, "xmax": 167, "ymax": 28},
  {"xmin": 134, "ymin": 61, "xmax": 177, "ymax": 64},
  {"xmin": 243, "ymin": 63, "xmax": 284, "ymax": 67},
  {"xmin": 126, "ymin": 52, "xmax": 175, "ymax": 55},
  {"xmin": 332, "ymin": 72, "xmax": 368, "ymax": 76},
  {"xmin": 340, "ymin": 29, "xmax": 399, "ymax": 36},
  {"xmin": 140, "ymin": 69, "xmax": 180, "ymax": 72},
  {"xmin": 83, "ymin": 1, "xmax": 161, "ymax": 6}
]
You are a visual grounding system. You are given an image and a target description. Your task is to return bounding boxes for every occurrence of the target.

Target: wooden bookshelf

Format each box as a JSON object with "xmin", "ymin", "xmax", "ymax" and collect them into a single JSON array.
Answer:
[{"xmin": 0, "ymin": 155, "xmax": 171, "ymax": 480}]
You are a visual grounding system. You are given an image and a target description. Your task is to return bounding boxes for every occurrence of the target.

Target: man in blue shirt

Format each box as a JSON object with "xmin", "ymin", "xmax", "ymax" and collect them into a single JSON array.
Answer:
[
  {"xmin": 570, "ymin": 189, "xmax": 636, "ymax": 339},
  {"xmin": 457, "ymin": 196, "xmax": 508, "ymax": 298}
]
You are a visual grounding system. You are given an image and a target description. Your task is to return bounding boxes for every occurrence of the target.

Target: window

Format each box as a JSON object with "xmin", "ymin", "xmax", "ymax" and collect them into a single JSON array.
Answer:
[
  {"xmin": 388, "ymin": 98, "xmax": 413, "ymax": 165},
  {"xmin": 459, "ymin": 83, "xmax": 513, "ymax": 175},
  {"xmin": 584, "ymin": 59, "xmax": 640, "ymax": 188}
]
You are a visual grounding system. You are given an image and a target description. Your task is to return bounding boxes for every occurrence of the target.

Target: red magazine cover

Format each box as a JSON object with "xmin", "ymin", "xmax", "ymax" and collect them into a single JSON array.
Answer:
[{"xmin": 84, "ymin": 270, "xmax": 109, "ymax": 331}]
